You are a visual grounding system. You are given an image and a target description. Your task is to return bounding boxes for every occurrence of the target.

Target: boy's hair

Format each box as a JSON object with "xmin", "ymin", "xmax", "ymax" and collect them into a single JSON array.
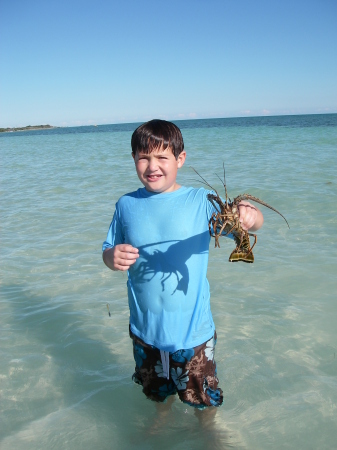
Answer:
[{"xmin": 131, "ymin": 119, "xmax": 184, "ymax": 159}]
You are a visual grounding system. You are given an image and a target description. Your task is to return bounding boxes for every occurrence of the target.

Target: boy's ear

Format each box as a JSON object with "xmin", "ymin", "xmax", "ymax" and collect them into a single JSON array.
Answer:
[
  {"xmin": 131, "ymin": 152, "xmax": 135, "ymax": 160},
  {"xmin": 177, "ymin": 151, "xmax": 186, "ymax": 168}
]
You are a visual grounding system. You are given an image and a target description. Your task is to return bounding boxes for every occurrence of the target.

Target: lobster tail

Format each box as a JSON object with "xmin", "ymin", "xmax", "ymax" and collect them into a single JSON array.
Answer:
[
  {"xmin": 229, "ymin": 248, "xmax": 254, "ymax": 263},
  {"xmin": 229, "ymin": 233, "xmax": 254, "ymax": 263}
]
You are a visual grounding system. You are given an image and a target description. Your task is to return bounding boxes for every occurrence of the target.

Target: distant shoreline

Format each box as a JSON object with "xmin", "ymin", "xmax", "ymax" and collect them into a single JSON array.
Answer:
[
  {"xmin": 0, "ymin": 125, "xmax": 57, "ymax": 133},
  {"xmin": 1, "ymin": 113, "xmax": 336, "ymax": 133}
]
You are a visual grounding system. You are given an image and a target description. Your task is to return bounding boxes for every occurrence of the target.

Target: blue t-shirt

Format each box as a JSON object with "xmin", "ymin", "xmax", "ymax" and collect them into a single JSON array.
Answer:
[{"xmin": 103, "ymin": 186, "xmax": 226, "ymax": 352}]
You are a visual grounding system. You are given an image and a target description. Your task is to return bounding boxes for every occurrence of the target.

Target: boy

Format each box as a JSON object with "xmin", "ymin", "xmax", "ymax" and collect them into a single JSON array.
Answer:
[{"xmin": 102, "ymin": 119, "xmax": 263, "ymax": 408}]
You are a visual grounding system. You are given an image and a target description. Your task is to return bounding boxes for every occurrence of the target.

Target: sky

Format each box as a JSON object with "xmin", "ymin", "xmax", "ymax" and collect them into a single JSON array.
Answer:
[{"xmin": 1, "ymin": 0, "xmax": 336, "ymax": 128}]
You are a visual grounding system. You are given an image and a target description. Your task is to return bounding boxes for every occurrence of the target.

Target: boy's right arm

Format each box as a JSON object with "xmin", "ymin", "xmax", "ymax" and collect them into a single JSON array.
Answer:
[{"xmin": 103, "ymin": 244, "xmax": 139, "ymax": 271}]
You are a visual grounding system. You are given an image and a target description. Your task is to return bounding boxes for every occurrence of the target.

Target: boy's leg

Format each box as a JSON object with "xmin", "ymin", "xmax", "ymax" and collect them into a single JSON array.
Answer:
[
  {"xmin": 194, "ymin": 405, "xmax": 217, "ymax": 423},
  {"xmin": 130, "ymin": 328, "xmax": 177, "ymax": 403},
  {"xmin": 174, "ymin": 334, "xmax": 227, "ymax": 446},
  {"xmin": 170, "ymin": 331, "xmax": 223, "ymax": 408}
]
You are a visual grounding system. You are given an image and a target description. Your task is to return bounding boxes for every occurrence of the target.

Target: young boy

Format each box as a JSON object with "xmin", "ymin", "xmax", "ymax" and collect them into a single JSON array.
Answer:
[{"xmin": 102, "ymin": 119, "xmax": 263, "ymax": 409}]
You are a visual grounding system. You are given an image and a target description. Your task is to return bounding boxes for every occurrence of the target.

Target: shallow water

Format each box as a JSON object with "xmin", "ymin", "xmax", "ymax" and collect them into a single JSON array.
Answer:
[{"xmin": 1, "ymin": 115, "xmax": 336, "ymax": 449}]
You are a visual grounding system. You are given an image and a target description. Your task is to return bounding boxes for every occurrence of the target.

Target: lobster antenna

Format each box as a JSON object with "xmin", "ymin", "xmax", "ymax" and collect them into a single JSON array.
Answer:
[
  {"xmin": 192, "ymin": 178, "xmax": 211, "ymax": 187},
  {"xmin": 190, "ymin": 167, "xmax": 219, "ymax": 196},
  {"xmin": 223, "ymin": 163, "xmax": 228, "ymax": 207},
  {"xmin": 215, "ymin": 163, "xmax": 228, "ymax": 208}
]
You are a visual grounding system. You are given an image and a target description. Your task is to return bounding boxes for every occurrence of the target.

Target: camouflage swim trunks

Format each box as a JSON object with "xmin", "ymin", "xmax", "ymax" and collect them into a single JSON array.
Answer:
[{"xmin": 130, "ymin": 329, "xmax": 223, "ymax": 408}]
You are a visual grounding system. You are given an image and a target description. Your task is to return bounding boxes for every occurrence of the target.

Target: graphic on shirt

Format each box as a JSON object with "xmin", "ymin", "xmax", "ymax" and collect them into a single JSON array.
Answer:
[{"xmin": 131, "ymin": 233, "xmax": 209, "ymax": 296}]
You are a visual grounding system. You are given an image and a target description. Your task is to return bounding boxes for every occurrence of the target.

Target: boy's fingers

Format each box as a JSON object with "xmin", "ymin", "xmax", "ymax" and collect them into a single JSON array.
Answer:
[
  {"xmin": 117, "ymin": 257, "xmax": 138, "ymax": 266},
  {"xmin": 109, "ymin": 244, "xmax": 139, "ymax": 270},
  {"xmin": 115, "ymin": 264, "xmax": 130, "ymax": 271},
  {"xmin": 238, "ymin": 202, "xmax": 257, "ymax": 230},
  {"xmin": 115, "ymin": 257, "xmax": 137, "ymax": 270},
  {"xmin": 120, "ymin": 244, "xmax": 139, "ymax": 254},
  {"xmin": 118, "ymin": 252, "xmax": 139, "ymax": 261}
]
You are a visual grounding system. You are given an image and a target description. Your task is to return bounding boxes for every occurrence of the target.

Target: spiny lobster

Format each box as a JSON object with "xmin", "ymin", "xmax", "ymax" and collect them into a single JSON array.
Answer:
[{"xmin": 192, "ymin": 166, "xmax": 290, "ymax": 263}]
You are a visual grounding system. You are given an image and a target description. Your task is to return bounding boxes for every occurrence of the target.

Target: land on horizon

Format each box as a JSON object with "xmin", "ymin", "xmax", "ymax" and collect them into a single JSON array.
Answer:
[{"xmin": 0, "ymin": 125, "xmax": 56, "ymax": 133}]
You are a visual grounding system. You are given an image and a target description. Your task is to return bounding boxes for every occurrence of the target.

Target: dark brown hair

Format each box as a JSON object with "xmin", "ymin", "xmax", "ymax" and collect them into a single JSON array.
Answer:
[{"xmin": 131, "ymin": 119, "xmax": 184, "ymax": 159}]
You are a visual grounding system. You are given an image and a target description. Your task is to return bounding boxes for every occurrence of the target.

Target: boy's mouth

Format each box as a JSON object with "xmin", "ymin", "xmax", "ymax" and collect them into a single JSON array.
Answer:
[{"xmin": 146, "ymin": 174, "xmax": 162, "ymax": 181}]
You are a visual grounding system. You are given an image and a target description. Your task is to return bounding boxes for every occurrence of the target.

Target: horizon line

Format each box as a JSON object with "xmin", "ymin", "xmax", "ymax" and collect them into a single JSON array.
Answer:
[{"xmin": 2, "ymin": 111, "xmax": 337, "ymax": 130}]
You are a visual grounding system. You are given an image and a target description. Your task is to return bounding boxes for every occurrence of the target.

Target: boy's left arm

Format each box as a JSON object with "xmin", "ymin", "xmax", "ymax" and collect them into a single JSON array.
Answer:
[{"xmin": 238, "ymin": 201, "xmax": 264, "ymax": 231}]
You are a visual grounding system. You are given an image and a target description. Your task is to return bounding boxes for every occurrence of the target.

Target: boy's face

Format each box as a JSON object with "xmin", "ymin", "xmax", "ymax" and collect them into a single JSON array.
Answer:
[{"xmin": 132, "ymin": 146, "xmax": 186, "ymax": 194}]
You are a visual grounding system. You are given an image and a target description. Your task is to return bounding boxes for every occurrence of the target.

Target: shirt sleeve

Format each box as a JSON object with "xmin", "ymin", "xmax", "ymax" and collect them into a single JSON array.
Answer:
[{"xmin": 102, "ymin": 205, "xmax": 125, "ymax": 252}]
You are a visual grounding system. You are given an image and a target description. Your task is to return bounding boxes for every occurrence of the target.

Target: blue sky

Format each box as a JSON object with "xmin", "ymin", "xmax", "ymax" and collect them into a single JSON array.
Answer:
[{"xmin": 1, "ymin": 0, "xmax": 336, "ymax": 127}]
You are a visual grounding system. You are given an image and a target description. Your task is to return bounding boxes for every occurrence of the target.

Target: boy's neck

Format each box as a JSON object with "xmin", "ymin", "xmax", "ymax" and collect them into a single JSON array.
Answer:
[{"xmin": 144, "ymin": 183, "xmax": 182, "ymax": 194}]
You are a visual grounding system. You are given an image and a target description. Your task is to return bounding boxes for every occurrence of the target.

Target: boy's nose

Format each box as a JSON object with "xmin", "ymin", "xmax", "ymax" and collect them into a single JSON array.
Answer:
[{"xmin": 148, "ymin": 158, "xmax": 159, "ymax": 171}]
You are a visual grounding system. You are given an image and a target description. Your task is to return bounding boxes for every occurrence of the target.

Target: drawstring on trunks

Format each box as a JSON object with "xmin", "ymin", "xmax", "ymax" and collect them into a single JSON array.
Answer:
[{"xmin": 160, "ymin": 350, "xmax": 170, "ymax": 380}]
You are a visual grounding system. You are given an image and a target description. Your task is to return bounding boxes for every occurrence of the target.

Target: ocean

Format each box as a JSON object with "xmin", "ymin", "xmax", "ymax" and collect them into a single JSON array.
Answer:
[{"xmin": 1, "ymin": 114, "xmax": 336, "ymax": 449}]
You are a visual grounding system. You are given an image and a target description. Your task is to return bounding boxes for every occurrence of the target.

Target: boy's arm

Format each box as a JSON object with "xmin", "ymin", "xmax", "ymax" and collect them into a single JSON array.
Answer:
[
  {"xmin": 103, "ymin": 244, "xmax": 139, "ymax": 271},
  {"xmin": 238, "ymin": 201, "xmax": 264, "ymax": 231},
  {"xmin": 102, "ymin": 208, "xmax": 138, "ymax": 271}
]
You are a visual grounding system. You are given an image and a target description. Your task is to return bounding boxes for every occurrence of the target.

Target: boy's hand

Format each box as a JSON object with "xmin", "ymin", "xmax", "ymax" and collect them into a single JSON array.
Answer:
[
  {"xmin": 238, "ymin": 201, "xmax": 264, "ymax": 231},
  {"xmin": 103, "ymin": 244, "xmax": 139, "ymax": 271}
]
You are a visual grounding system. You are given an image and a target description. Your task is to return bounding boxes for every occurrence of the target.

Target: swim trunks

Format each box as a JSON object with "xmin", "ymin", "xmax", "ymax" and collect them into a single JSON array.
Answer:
[{"xmin": 130, "ymin": 328, "xmax": 223, "ymax": 408}]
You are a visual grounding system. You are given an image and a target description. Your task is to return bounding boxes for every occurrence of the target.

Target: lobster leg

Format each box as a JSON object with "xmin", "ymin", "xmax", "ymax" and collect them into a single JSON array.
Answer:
[{"xmin": 247, "ymin": 232, "xmax": 257, "ymax": 252}]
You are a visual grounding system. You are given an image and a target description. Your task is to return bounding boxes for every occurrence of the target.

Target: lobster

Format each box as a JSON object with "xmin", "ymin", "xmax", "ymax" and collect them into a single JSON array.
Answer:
[{"xmin": 192, "ymin": 166, "xmax": 290, "ymax": 263}]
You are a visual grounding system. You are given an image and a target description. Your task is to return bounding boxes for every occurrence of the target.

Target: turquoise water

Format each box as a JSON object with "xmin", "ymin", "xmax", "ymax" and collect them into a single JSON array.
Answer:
[{"xmin": 1, "ymin": 114, "xmax": 336, "ymax": 449}]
